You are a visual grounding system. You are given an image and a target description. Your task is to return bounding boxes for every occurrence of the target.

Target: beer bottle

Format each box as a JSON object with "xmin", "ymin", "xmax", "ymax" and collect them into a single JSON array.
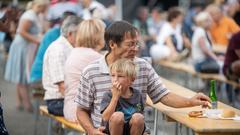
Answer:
[{"xmin": 209, "ymin": 80, "xmax": 217, "ymax": 109}]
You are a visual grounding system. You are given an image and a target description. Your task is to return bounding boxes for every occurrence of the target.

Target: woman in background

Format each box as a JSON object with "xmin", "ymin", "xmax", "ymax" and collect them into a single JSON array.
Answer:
[
  {"xmin": 64, "ymin": 19, "xmax": 105, "ymax": 122},
  {"xmin": 4, "ymin": 0, "xmax": 49, "ymax": 112},
  {"xmin": 191, "ymin": 11, "xmax": 223, "ymax": 73},
  {"xmin": 150, "ymin": 7, "xmax": 191, "ymax": 61}
]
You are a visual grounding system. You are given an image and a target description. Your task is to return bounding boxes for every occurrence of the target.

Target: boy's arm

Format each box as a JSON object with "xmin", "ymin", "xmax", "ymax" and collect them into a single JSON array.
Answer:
[
  {"xmin": 102, "ymin": 94, "xmax": 119, "ymax": 121},
  {"xmin": 102, "ymin": 82, "xmax": 122, "ymax": 121}
]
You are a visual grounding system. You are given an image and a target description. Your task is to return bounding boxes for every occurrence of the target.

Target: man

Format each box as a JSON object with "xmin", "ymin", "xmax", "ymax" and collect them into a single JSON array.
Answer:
[
  {"xmin": 223, "ymin": 31, "xmax": 240, "ymax": 104},
  {"xmin": 206, "ymin": 4, "xmax": 240, "ymax": 46},
  {"xmin": 223, "ymin": 31, "xmax": 240, "ymax": 82},
  {"xmin": 43, "ymin": 15, "xmax": 82, "ymax": 116},
  {"xmin": 76, "ymin": 21, "xmax": 210, "ymax": 135}
]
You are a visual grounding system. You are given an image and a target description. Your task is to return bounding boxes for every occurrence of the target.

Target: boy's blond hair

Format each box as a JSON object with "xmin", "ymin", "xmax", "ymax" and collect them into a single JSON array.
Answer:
[{"xmin": 110, "ymin": 58, "xmax": 137, "ymax": 78}]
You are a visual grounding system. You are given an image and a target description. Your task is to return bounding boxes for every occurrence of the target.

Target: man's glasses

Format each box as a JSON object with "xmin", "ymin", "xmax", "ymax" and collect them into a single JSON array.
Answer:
[{"xmin": 123, "ymin": 41, "xmax": 141, "ymax": 49}]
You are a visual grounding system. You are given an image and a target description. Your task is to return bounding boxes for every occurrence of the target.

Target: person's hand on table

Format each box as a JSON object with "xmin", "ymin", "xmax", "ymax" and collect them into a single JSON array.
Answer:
[{"xmin": 189, "ymin": 92, "xmax": 211, "ymax": 108}]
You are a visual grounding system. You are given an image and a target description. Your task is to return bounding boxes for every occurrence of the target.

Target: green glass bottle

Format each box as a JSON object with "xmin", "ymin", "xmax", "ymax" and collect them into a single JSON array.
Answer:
[{"xmin": 209, "ymin": 80, "xmax": 218, "ymax": 109}]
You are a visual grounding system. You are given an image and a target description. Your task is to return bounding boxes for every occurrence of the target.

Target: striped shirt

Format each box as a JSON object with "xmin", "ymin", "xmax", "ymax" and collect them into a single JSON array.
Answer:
[{"xmin": 76, "ymin": 55, "xmax": 169, "ymax": 127}]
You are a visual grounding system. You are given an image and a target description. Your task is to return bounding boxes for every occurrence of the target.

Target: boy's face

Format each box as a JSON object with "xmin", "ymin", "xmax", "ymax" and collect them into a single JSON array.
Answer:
[{"xmin": 111, "ymin": 70, "xmax": 134, "ymax": 91}]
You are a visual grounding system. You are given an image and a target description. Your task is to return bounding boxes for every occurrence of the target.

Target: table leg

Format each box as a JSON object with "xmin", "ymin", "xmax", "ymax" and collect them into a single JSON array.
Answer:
[
  {"xmin": 153, "ymin": 108, "xmax": 158, "ymax": 135},
  {"xmin": 175, "ymin": 122, "xmax": 179, "ymax": 135}
]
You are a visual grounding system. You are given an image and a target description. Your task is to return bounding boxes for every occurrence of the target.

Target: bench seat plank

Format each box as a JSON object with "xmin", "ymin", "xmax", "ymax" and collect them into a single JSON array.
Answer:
[{"xmin": 39, "ymin": 106, "xmax": 85, "ymax": 133}]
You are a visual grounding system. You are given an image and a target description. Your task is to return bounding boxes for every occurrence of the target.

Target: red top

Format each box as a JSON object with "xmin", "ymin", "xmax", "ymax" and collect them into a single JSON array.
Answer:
[{"xmin": 223, "ymin": 32, "xmax": 240, "ymax": 75}]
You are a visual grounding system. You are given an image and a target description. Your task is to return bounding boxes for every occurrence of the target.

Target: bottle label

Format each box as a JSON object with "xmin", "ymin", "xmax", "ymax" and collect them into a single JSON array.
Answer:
[{"xmin": 211, "ymin": 101, "xmax": 218, "ymax": 109}]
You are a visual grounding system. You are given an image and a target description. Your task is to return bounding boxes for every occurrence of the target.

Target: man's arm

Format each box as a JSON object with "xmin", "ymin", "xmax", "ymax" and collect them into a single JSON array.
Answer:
[
  {"xmin": 77, "ymin": 107, "xmax": 106, "ymax": 135},
  {"xmin": 160, "ymin": 92, "xmax": 211, "ymax": 108},
  {"xmin": 76, "ymin": 107, "xmax": 95, "ymax": 132},
  {"xmin": 76, "ymin": 72, "xmax": 106, "ymax": 135},
  {"xmin": 235, "ymin": 49, "xmax": 240, "ymax": 58}
]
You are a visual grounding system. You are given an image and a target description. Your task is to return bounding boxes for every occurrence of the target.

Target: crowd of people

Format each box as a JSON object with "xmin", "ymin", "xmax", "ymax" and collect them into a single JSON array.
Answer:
[{"xmin": 0, "ymin": 0, "xmax": 240, "ymax": 134}]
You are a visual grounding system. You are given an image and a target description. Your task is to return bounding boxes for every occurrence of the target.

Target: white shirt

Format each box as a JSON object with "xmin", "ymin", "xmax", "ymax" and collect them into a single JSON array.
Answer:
[
  {"xmin": 43, "ymin": 36, "xmax": 73, "ymax": 100},
  {"xmin": 191, "ymin": 27, "xmax": 212, "ymax": 63},
  {"xmin": 157, "ymin": 22, "xmax": 183, "ymax": 51}
]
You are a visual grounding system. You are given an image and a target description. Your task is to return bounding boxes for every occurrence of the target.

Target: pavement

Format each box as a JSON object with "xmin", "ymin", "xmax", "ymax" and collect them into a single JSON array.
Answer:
[{"xmin": 0, "ymin": 49, "xmax": 48, "ymax": 135}]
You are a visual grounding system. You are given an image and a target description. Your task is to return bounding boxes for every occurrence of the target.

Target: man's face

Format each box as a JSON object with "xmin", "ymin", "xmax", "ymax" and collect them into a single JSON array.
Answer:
[
  {"xmin": 110, "ymin": 32, "xmax": 140, "ymax": 60},
  {"xmin": 210, "ymin": 11, "xmax": 222, "ymax": 23},
  {"xmin": 68, "ymin": 28, "xmax": 77, "ymax": 46},
  {"xmin": 176, "ymin": 14, "xmax": 183, "ymax": 24}
]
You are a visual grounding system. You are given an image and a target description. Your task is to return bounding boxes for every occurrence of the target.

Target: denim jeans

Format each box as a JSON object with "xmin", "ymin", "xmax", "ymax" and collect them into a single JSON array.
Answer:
[
  {"xmin": 46, "ymin": 98, "xmax": 64, "ymax": 116},
  {"xmin": 194, "ymin": 58, "xmax": 220, "ymax": 73}
]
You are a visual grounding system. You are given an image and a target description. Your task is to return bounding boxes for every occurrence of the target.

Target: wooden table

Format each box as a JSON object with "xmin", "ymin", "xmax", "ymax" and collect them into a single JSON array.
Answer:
[
  {"xmin": 212, "ymin": 45, "xmax": 227, "ymax": 54},
  {"xmin": 146, "ymin": 78, "xmax": 240, "ymax": 135}
]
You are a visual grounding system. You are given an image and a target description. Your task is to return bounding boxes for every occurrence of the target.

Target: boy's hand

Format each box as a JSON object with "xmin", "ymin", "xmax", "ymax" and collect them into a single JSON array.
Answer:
[{"xmin": 111, "ymin": 81, "xmax": 122, "ymax": 99}]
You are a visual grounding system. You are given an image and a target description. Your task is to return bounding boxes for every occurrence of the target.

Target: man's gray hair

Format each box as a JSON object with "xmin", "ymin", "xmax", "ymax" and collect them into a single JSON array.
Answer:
[{"xmin": 61, "ymin": 15, "xmax": 82, "ymax": 37}]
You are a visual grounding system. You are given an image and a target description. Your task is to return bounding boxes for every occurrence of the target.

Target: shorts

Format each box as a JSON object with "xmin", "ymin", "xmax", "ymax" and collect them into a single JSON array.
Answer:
[{"xmin": 103, "ymin": 121, "xmax": 145, "ymax": 135}]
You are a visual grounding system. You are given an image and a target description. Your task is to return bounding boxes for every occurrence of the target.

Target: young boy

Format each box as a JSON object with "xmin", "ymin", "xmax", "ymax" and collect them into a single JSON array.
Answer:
[{"xmin": 100, "ymin": 58, "xmax": 145, "ymax": 135}]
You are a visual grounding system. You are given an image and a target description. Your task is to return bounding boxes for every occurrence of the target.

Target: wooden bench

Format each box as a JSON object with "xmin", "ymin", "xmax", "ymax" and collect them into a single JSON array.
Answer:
[
  {"xmin": 146, "ymin": 77, "xmax": 240, "ymax": 135},
  {"xmin": 158, "ymin": 60, "xmax": 240, "ymax": 88},
  {"xmin": 39, "ymin": 106, "xmax": 85, "ymax": 135}
]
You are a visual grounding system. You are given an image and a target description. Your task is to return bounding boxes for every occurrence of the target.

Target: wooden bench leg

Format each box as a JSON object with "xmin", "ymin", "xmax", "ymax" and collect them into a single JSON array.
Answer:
[
  {"xmin": 153, "ymin": 108, "xmax": 158, "ymax": 135},
  {"xmin": 47, "ymin": 118, "xmax": 52, "ymax": 135},
  {"xmin": 33, "ymin": 97, "xmax": 40, "ymax": 135}
]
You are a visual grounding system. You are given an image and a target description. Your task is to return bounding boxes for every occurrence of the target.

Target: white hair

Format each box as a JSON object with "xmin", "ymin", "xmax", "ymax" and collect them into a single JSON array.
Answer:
[
  {"xmin": 61, "ymin": 15, "xmax": 82, "ymax": 37},
  {"xmin": 195, "ymin": 11, "xmax": 211, "ymax": 23}
]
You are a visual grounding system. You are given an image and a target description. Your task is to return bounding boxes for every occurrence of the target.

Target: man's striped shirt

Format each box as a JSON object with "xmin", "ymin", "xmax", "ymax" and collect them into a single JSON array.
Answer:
[{"xmin": 76, "ymin": 56, "xmax": 169, "ymax": 127}]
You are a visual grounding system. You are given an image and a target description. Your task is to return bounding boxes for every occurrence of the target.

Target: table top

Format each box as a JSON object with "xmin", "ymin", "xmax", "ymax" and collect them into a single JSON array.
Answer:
[{"xmin": 146, "ymin": 78, "xmax": 240, "ymax": 133}]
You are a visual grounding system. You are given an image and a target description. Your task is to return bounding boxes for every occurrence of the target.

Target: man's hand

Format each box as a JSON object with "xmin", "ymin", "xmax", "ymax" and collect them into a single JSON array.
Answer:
[
  {"xmin": 189, "ymin": 93, "xmax": 211, "ymax": 107},
  {"xmin": 56, "ymin": 81, "xmax": 64, "ymax": 96},
  {"xmin": 89, "ymin": 127, "xmax": 107, "ymax": 135},
  {"xmin": 111, "ymin": 81, "xmax": 122, "ymax": 99}
]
